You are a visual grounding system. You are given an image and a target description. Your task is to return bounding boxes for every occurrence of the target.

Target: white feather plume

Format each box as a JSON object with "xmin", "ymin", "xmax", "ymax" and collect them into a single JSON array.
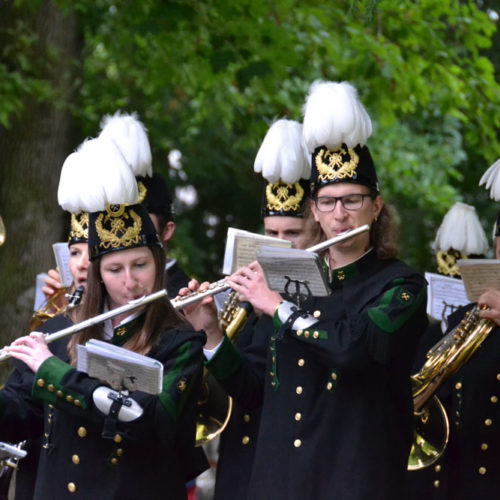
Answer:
[
  {"xmin": 433, "ymin": 202, "xmax": 489, "ymax": 256},
  {"xmin": 254, "ymin": 119, "xmax": 310, "ymax": 184},
  {"xmin": 98, "ymin": 111, "xmax": 152, "ymax": 177},
  {"xmin": 479, "ymin": 158, "xmax": 500, "ymax": 201},
  {"xmin": 302, "ymin": 81, "xmax": 372, "ymax": 153},
  {"xmin": 58, "ymin": 137, "xmax": 139, "ymax": 213}
]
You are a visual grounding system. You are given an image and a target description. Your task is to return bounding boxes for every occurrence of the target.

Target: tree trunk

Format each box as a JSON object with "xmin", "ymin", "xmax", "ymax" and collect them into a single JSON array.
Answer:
[{"xmin": 0, "ymin": 0, "xmax": 80, "ymax": 379}]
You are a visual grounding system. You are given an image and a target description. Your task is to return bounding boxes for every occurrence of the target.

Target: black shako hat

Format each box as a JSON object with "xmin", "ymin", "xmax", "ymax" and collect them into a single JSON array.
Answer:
[
  {"xmin": 68, "ymin": 212, "xmax": 89, "ymax": 246},
  {"xmin": 254, "ymin": 119, "xmax": 311, "ymax": 219},
  {"xmin": 88, "ymin": 203, "xmax": 161, "ymax": 261},
  {"xmin": 302, "ymin": 80, "xmax": 379, "ymax": 197},
  {"xmin": 137, "ymin": 173, "xmax": 174, "ymax": 222}
]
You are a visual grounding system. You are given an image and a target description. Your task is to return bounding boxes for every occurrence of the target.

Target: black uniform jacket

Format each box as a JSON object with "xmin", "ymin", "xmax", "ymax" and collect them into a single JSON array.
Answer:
[
  {"xmin": 409, "ymin": 303, "xmax": 500, "ymax": 500},
  {"xmin": 166, "ymin": 259, "xmax": 190, "ymax": 298},
  {"xmin": 0, "ymin": 313, "xmax": 207, "ymax": 500},
  {"xmin": 207, "ymin": 250, "xmax": 428, "ymax": 500},
  {"xmin": 213, "ymin": 312, "xmax": 267, "ymax": 500}
]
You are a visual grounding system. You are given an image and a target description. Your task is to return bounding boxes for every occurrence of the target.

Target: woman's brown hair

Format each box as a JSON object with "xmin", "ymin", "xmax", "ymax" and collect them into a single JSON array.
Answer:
[{"xmin": 67, "ymin": 245, "xmax": 186, "ymax": 366}]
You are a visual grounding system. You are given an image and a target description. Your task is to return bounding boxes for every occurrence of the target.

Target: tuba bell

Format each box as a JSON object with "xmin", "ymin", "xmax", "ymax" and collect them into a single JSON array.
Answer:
[{"xmin": 408, "ymin": 305, "xmax": 495, "ymax": 470}]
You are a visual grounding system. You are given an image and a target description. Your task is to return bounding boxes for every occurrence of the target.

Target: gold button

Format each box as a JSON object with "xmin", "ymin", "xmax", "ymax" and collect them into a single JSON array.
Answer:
[
  {"xmin": 433, "ymin": 480, "xmax": 440, "ymax": 488},
  {"xmin": 331, "ymin": 372, "xmax": 337, "ymax": 380},
  {"xmin": 66, "ymin": 395, "xmax": 74, "ymax": 403},
  {"xmin": 491, "ymin": 396, "xmax": 498, "ymax": 404},
  {"xmin": 455, "ymin": 382, "xmax": 462, "ymax": 390},
  {"xmin": 48, "ymin": 384, "xmax": 55, "ymax": 392},
  {"xmin": 485, "ymin": 419, "xmax": 493, "ymax": 426},
  {"xmin": 37, "ymin": 379, "xmax": 45, "ymax": 388},
  {"xmin": 434, "ymin": 464, "xmax": 441, "ymax": 472},
  {"xmin": 298, "ymin": 359, "xmax": 305, "ymax": 367},
  {"xmin": 497, "ymin": 373, "xmax": 500, "ymax": 381},
  {"xmin": 294, "ymin": 439, "xmax": 302, "ymax": 448},
  {"xmin": 304, "ymin": 331, "xmax": 310, "ymax": 338},
  {"xmin": 313, "ymin": 310, "xmax": 321, "ymax": 318},
  {"xmin": 242, "ymin": 436, "xmax": 250, "ymax": 445},
  {"xmin": 67, "ymin": 482, "xmax": 76, "ymax": 493},
  {"xmin": 295, "ymin": 413, "xmax": 302, "ymax": 421},
  {"xmin": 48, "ymin": 404, "xmax": 54, "ymax": 410},
  {"xmin": 272, "ymin": 356, "xmax": 276, "ymax": 363},
  {"xmin": 296, "ymin": 386, "xmax": 303, "ymax": 395},
  {"xmin": 77, "ymin": 427, "xmax": 87, "ymax": 438},
  {"xmin": 57, "ymin": 390, "xmax": 64, "ymax": 398},
  {"xmin": 47, "ymin": 418, "xmax": 52, "ymax": 424},
  {"xmin": 313, "ymin": 331, "xmax": 319, "ymax": 339},
  {"xmin": 243, "ymin": 414, "xmax": 250, "ymax": 423},
  {"xmin": 296, "ymin": 330, "xmax": 303, "ymax": 337},
  {"xmin": 114, "ymin": 434, "xmax": 123, "ymax": 443},
  {"xmin": 117, "ymin": 448, "xmax": 123, "ymax": 456},
  {"xmin": 74, "ymin": 400, "xmax": 81, "ymax": 407},
  {"xmin": 481, "ymin": 443, "xmax": 488, "ymax": 451},
  {"xmin": 326, "ymin": 382, "xmax": 333, "ymax": 390},
  {"xmin": 72, "ymin": 455, "xmax": 80, "ymax": 465},
  {"xmin": 111, "ymin": 458, "xmax": 118, "ymax": 465},
  {"xmin": 270, "ymin": 371, "xmax": 274, "ymax": 377},
  {"xmin": 271, "ymin": 381, "xmax": 276, "ymax": 387},
  {"xmin": 479, "ymin": 467, "xmax": 487, "ymax": 475}
]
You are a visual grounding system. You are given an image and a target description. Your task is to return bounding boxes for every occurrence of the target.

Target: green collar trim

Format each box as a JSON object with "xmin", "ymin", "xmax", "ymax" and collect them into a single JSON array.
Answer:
[{"xmin": 111, "ymin": 315, "xmax": 144, "ymax": 346}]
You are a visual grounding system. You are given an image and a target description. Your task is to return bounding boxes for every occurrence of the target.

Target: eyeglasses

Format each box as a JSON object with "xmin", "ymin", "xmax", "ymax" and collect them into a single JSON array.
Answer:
[{"xmin": 314, "ymin": 193, "xmax": 372, "ymax": 212}]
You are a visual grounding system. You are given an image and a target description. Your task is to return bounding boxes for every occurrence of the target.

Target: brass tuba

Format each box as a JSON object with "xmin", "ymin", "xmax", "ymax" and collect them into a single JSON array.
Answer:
[{"xmin": 408, "ymin": 305, "xmax": 495, "ymax": 470}]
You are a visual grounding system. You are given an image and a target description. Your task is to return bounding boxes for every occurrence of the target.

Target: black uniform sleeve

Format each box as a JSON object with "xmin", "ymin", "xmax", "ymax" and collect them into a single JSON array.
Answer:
[{"xmin": 31, "ymin": 328, "xmax": 205, "ymax": 444}]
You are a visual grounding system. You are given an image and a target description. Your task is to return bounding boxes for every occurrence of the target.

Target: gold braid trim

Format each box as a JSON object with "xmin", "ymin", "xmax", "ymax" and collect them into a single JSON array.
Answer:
[
  {"xmin": 315, "ymin": 146, "xmax": 359, "ymax": 182},
  {"xmin": 69, "ymin": 212, "xmax": 89, "ymax": 241},
  {"xmin": 95, "ymin": 205, "xmax": 142, "ymax": 250},
  {"xmin": 137, "ymin": 181, "xmax": 147, "ymax": 204},
  {"xmin": 436, "ymin": 249, "xmax": 466, "ymax": 277},
  {"xmin": 266, "ymin": 182, "xmax": 304, "ymax": 213}
]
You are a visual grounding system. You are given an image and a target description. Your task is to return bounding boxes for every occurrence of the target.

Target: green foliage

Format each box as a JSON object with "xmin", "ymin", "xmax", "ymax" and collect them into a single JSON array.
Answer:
[{"xmin": 2, "ymin": 0, "xmax": 500, "ymax": 276}]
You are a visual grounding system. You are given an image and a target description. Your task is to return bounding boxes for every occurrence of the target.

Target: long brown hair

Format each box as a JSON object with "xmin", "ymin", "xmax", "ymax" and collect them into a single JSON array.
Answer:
[
  {"xmin": 370, "ymin": 202, "xmax": 399, "ymax": 260},
  {"xmin": 68, "ymin": 245, "xmax": 186, "ymax": 365}
]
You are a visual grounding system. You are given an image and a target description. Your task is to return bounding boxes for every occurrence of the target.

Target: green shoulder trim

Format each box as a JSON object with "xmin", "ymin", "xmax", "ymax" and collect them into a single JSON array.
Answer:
[
  {"xmin": 367, "ymin": 283, "xmax": 426, "ymax": 333},
  {"xmin": 32, "ymin": 356, "xmax": 86, "ymax": 409},
  {"xmin": 159, "ymin": 340, "xmax": 193, "ymax": 421},
  {"xmin": 205, "ymin": 335, "xmax": 243, "ymax": 382}
]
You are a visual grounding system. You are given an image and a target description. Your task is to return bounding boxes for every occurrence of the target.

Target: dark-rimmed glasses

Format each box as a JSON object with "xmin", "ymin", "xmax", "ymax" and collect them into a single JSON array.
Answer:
[{"xmin": 314, "ymin": 193, "xmax": 372, "ymax": 212}]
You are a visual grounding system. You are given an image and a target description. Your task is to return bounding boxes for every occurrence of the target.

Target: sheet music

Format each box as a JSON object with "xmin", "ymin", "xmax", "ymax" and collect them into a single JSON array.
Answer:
[
  {"xmin": 457, "ymin": 259, "xmax": 500, "ymax": 302},
  {"xmin": 33, "ymin": 272, "xmax": 49, "ymax": 311},
  {"xmin": 257, "ymin": 246, "xmax": 330, "ymax": 297},
  {"xmin": 425, "ymin": 272, "xmax": 469, "ymax": 321},
  {"xmin": 77, "ymin": 340, "xmax": 163, "ymax": 394},
  {"xmin": 222, "ymin": 227, "xmax": 292, "ymax": 275},
  {"xmin": 52, "ymin": 242, "xmax": 73, "ymax": 287}
]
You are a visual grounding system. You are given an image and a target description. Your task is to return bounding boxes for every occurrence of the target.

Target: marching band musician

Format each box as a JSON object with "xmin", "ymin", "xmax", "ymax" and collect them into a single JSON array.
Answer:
[
  {"xmin": 184, "ymin": 81, "xmax": 428, "ymax": 500},
  {"xmin": 0, "ymin": 136, "xmax": 207, "ymax": 499},
  {"xmin": 409, "ymin": 158, "xmax": 500, "ymax": 500},
  {"xmin": 0, "ymin": 210, "xmax": 90, "ymax": 500},
  {"xmin": 98, "ymin": 112, "xmax": 191, "ymax": 298},
  {"xmin": 407, "ymin": 201, "xmax": 489, "ymax": 499},
  {"xmin": 211, "ymin": 119, "xmax": 323, "ymax": 500}
]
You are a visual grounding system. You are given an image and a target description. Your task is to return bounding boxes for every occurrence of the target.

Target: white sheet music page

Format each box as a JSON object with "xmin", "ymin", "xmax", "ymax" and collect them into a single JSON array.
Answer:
[
  {"xmin": 77, "ymin": 340, "xmax": 163, "ymax": 394},
  {"xmin": 222, "ymin": 227, "xmax": 292, "ymax": 275},
  {"xmin": 424, "ymin": 272, "xmax": 469, "ymax": 321},
  {"xmin": 457, "ymin": 258, "xmax": 500, "ymax": 302},
  {"xmin": 52, "ymin": 242, "xmax": 73, "ymax": 287},
  {"xmin": 256, "ymin": 246, "xmax": 330, "ymax": 297}
]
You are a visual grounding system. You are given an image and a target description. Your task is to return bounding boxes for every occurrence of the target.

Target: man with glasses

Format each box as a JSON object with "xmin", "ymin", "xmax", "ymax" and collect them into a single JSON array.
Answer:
[{"xmin": 184, "ymin": 81, "xmax": 428, "ymax": 500}]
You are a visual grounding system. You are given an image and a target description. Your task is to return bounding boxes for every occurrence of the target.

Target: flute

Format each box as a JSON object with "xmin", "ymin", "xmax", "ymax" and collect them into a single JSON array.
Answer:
[{"xmin": 170, "ymin": 224, "xmax": 371, "ymax": 307}]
